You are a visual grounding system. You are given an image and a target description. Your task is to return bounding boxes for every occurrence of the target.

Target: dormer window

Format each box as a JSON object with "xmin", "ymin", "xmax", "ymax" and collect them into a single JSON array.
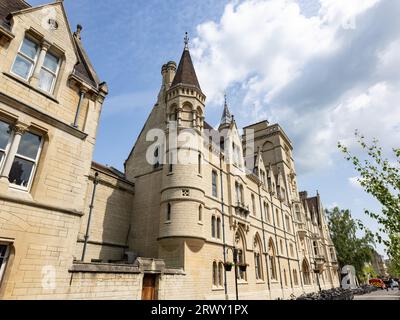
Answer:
[
  {"xmin": 39, "ymin": 52, "xmax": 60, "ymax": 93},
  {"xmin": 11, "ymin": 37, "xmax": 39, "ymax": 80}
]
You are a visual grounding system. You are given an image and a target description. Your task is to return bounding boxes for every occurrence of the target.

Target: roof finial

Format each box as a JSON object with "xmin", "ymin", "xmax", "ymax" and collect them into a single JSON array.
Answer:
[
  {"xmin": 224, "ymin": 93, "xmax": 227, "ymax": 106},
  {"xmin": 184, "ymin": 32, "xmax": 189, "ymax": 50}
]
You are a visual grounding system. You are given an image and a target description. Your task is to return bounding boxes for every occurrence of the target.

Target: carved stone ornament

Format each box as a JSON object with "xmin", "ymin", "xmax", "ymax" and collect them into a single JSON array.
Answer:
[{"xmin": 13, "ymin": 123, "xmax": 29, "ymax": 135}]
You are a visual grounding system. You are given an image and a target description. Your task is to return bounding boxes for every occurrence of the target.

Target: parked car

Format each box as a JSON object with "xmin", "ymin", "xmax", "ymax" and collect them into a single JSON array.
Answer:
[
  {"xmin": 369, "ymin": 278, "xmax": 387, "ymax": 289},
  {"xmin": 384, "ymin": 279, "xmax": 399, "ymax": 288}
]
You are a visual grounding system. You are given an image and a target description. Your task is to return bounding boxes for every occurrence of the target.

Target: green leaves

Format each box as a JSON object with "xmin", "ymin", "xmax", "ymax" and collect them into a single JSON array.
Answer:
[
  {"xmin": 326, "ymin": 207, "xmax": 374, "ymax": 279},
  {"xmin": 338, "ymin": 131, "xmax": 400, "ymax": 276}
]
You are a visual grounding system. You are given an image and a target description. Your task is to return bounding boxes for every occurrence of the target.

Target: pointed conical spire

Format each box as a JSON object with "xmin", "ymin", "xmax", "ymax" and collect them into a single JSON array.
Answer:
[
  {"xmin": 221, "ymin": 94, "xmax": 233, "ymax": 123},
  {"xmin": 170, "ymin": 33, "xmax": 201, "ymax": 90},
  {"xmin": 219, "ymin": 94, "xmax": 233, "ymax": 130}
]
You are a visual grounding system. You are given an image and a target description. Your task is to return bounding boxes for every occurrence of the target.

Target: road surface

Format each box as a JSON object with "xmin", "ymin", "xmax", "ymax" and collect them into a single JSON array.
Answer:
[{"xmin": 353, "ymin": 288, "xmax": 400, "ymax": 300}]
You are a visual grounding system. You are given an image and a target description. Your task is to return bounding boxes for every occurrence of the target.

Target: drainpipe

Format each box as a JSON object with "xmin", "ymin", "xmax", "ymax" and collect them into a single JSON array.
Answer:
[
  {"xmin": 81, "ymin": 172, "xmax": 99, "ymax": 261},
  {"xmin": 73, "ymin": 88, "xmax": 86, "ymax": 128},
  {"xmin": 257, "ymin": 183, "xmax": 270, "ymax": 292},
  {"xmin": 269, "ymin": 191, "xmax": 284, "ymax": 295},
  {"xmin": 279, "ymin": 198, "xmax": 294, "ymax": 290},
  {"xmin": 219, "ymin": 154, "xmax": 228, "ymax": 298}
]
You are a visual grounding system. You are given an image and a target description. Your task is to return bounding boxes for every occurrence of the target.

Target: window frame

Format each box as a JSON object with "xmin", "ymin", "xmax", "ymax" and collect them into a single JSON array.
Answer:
[
  {"xmin": 211, "ymin": 216, "xmax": 216, "ymax": 238},
  {"xmin": 9, "ymin": 131, "xmax": 43, "ymax": 192},
  {"xmin": 0, "ymin": 243, "xmax": 11, "ymax": 287},
  {"xmin": 166, "ymin": 203, "xmax": 171, "ymax": 222},
  {"xmin": 38, "ymin": 51, "xmax": 60, "ymax": 94},
  {"xmin": 251, "ymin": 194, "xmax": 256, "ymax": 216},
  {"xmin": 211, "ymin": 170, "xmax": 218, "ymax": 198},
  {"xmin": 216, "ymin": 217, "xmax": 221, "ymax": 239},
  {"xmin": 0, "ymin": 120, "xmax": 13, "ymax": 172},
  {"xmin": 11, "ymin": 36, "xmax": 39, "ymax": 81}
]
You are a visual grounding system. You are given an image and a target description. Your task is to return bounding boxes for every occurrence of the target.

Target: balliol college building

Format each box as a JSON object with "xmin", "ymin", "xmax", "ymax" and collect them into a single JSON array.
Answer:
[{"xmin": 0, "ymin": 0, "xmax": 340, "ymax": 300}]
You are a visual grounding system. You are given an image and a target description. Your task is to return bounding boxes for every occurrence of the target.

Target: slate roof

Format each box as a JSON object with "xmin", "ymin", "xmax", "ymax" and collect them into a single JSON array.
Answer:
[
  {"xmin": 171, "ymin": 48, "xmax": 201, "ymax": 91},
  {"xmin": 72, "ymin": 31, "xmax": 101, "ymax": 89},
  {"xmin": 0, "ymin": 0, "xmax": 29, "ymax": 29},
  {"xmin": 92, "ymin": 161, "xmax": 128, "ymax": 181}
]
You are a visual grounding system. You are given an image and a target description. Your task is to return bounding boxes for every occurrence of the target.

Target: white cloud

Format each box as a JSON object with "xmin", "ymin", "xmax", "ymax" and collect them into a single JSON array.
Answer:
[
  {"xmin": 326, "ymin": 201, "xmax": 339, "ymax": 210},
  {"xmin": 348, "ymin": 176, "xmax": 362, "ymax": 188},
  {"xmin": 192, "ymin": 0, "xmax": 400, "ymax": 174}
]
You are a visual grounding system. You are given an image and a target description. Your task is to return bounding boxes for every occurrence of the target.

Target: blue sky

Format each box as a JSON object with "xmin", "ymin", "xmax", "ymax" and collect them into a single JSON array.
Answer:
[{"xmin": 30, "ymin": 0, "xmax": 400, "ymax": 256}]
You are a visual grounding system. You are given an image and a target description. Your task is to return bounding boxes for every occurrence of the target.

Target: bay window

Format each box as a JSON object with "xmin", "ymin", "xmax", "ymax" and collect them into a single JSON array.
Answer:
[{"xmin": 11, "ymin": 37, "xmax": 39, "ymax": 80}]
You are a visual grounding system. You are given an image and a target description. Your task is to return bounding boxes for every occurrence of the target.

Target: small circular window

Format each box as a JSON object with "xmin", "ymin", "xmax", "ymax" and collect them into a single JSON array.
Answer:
[{"xmin": 48, "ymin": 19, "xmax": 59, "ymax": 30}]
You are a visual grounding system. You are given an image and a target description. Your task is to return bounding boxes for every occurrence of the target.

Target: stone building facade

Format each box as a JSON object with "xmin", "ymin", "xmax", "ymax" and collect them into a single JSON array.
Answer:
[{"xmin": 0, "ymin": 0, "xmax": 340, "ymax": 300}]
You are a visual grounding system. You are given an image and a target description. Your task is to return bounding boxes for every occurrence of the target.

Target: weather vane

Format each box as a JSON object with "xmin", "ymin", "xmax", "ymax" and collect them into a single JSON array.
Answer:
[{"xmin": 184, "ymin": 32, "xmax": 189, "ymax": 49}]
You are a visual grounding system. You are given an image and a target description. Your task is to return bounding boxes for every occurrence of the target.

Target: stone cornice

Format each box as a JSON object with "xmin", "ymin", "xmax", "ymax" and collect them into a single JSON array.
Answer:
[
  {"xmin": 0, "ymin": 91, "xmax": 87, "ymax": 140},
  {"xmin": 0, "ymin": 193, "xmax": 84, "ymax": 217},
  {"xmin": 0, "ymin": 25, "xmax": 15, "ymax": 40}
]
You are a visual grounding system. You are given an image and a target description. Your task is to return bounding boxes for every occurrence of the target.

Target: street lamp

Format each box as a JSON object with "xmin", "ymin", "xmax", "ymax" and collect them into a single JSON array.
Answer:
[
  {"xmin": 224, "ymin": 247, "xmax": 247, "ymax": 300},
  {"xmin": 313, "ymin": 261, "xmax": 322, "ymax": 292}
]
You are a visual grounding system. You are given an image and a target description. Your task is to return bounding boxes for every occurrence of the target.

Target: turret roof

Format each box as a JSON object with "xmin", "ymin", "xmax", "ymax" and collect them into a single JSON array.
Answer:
[{"xmin": 171, "ymin": 47, "xmax": 201, "ymax": 91}]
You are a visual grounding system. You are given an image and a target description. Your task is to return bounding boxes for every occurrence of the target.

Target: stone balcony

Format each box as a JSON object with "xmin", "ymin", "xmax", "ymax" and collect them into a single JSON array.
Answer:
[
  {"xmin": 311, "ymin": 232, "xmax": 321, "ymax": 240},
  {"xmin": 234, "ymin": 202, "xmax": 250, "ymax": 218},
  {"xmin": 314, "ymin": 254, "xmax": 326, "ymax": 272},
  {"xmin": 296, "ymin": 222, "xmax": 307, "ymax": 238}
]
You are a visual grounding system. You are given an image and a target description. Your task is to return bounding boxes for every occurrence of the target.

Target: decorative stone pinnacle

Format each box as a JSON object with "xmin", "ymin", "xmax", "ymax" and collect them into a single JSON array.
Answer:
[{"xmin": 74, "ymin": 24, "xmax": 83, "ymax": 40}]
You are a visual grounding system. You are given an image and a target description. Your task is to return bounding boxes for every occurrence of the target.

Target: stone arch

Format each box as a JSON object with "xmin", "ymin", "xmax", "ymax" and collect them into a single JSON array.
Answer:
[
  {"xmin": 234, "ymin": 227, "xmax": 247, "ymax": 280},
  {"xmin": 262, "ymin": 140, "xmax": 274, "ymax": 150}
]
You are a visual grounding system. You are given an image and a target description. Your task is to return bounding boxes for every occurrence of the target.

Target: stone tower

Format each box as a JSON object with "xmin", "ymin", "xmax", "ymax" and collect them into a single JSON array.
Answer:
[{"xmin": 126, "ymin": 38, "xmax": 207, "ymax": 268}]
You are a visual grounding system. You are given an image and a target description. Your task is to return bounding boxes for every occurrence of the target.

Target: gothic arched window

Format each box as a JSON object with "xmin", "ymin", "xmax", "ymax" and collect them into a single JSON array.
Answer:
[
  {"xmin": 218, "ymin": 262, "xmax": 224, "ymax": 287},
  {"xmin": 211, "ymin": 216, "xmax": 216, "ymax": 238},
  {"xmin": 254, "ymin": 235, "xmax": 263, "ymax": 280},
  {"xmin": 302, "ymin": 259, "xmax": 311, "ymax": 285},
  {"xmin": 216, "ymin": 217, "xmax": 221, "ymax": 239},
  {"xmin": 212, "ymin": 261, "xmax": 218, "ymax": 286},
  {"xmin": 268, "ymin": 239, "xmax": 277, "ymax": 280}
]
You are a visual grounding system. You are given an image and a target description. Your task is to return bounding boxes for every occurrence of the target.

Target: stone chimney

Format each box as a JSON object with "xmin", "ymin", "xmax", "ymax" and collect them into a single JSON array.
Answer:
[{"xmin": 163, "ymin": 61, "xmax": 176, "ymax": 90}]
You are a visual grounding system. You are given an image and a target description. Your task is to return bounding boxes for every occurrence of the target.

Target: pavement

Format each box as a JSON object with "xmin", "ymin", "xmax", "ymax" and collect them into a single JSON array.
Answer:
[{"xmin": 353, "ymin": 288, "xmax": 400, "ymax": 300}]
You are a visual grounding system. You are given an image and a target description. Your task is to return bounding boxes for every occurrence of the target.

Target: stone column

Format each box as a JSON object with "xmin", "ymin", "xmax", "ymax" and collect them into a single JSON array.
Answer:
[
  {"xmin": 0, "ymin": 123, "xmax": 28, "ymax": 192},
  {"xmin": 72, "ymin": 87, "xmax": 88, "ymax": 128},
  {"xmin": 29, "ymin": 40, "xmax": 51, "ymax": 86}
]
